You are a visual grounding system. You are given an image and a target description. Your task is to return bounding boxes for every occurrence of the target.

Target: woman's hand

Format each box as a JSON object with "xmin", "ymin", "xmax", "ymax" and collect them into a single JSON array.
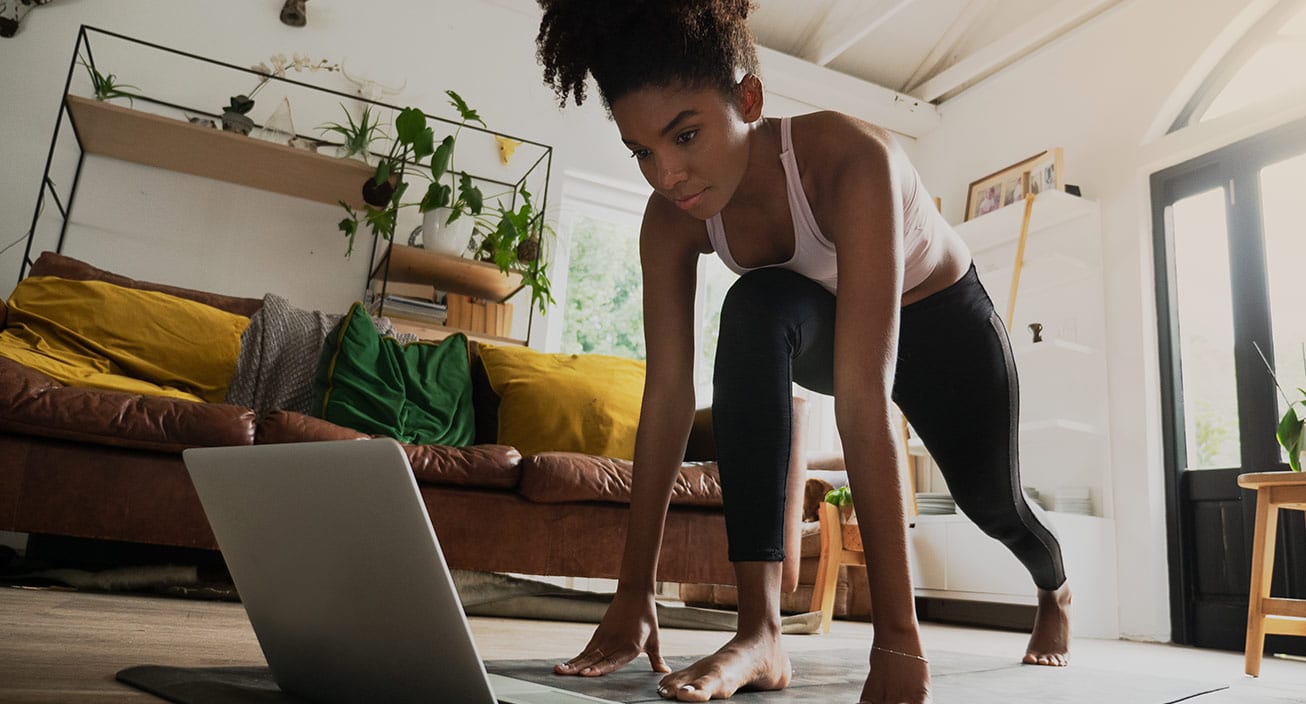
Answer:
[
  {"xmin": 858, "ymin": 643, "xmax": 931, "ymax": 704},
  {"xmin": 554, "ymin": 588, "xmax": 669, "ymax": 677}
]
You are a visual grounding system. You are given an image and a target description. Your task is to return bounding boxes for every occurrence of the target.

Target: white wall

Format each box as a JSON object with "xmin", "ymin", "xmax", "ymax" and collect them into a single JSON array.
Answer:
[{"xmin": 910, "ymin": 0, "xmax": 1306, "ymax": 641}]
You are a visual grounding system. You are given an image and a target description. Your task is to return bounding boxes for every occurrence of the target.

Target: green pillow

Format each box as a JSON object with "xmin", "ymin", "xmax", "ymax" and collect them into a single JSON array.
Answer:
[{"xmin": 313, "ymin": 302, "xmax": 474, "ymax": 446}]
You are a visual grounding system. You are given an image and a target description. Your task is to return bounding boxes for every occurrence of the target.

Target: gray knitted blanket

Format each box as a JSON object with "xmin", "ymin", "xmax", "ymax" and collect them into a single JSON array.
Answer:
[{"xmin": 225, "ymin": 294, "xmax": 415, "ymax": 419}]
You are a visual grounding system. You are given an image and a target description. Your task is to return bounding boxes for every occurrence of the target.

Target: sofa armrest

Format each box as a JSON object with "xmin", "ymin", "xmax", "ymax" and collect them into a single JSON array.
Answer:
[{"xmin": 0, "ymin": 357, "xmax": 256, "ymax": 451}]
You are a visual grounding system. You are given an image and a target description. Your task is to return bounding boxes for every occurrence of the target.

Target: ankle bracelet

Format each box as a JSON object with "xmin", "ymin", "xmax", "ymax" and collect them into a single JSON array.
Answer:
[{"xmin": 872, "ymin": 646, "xmax": 928, "ymax": 664}]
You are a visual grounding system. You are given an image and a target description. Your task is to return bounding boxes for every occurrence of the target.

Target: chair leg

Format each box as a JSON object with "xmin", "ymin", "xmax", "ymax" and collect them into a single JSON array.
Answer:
[
  {"xmin": 810, "ymin": 502, "xmax": 843, "ymax": 634},
  {"xmin": 1245, "ymin": 489, "xmax": 1280, "ymax": 677}
]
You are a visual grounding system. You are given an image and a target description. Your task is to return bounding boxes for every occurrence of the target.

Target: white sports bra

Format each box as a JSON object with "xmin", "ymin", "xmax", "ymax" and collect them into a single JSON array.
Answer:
[{"xmin": 705, "ymin": 116, "xmax": 943, "ymax": 294}]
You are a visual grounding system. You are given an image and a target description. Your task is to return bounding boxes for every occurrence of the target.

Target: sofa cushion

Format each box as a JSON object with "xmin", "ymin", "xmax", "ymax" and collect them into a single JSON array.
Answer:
[
  {"xmin": 314, "ymin": 303, "xmax": 474, "ymax": 446},
  {"xmin": 257, "ymin": 410, "xmax": 522, "ymax": 490},
  {"xmin": 478, "ymin": 344, "xmax": 644, "ymax": 460},
  {"xmin": 518, "ymin": 452, "xmax": 723, "ymax": 507},
  {"xmin": 0, "ymin": 357, "xmax": 256, "ymax": 451},
  {"xmin": 27, "ymin": 251, "xmax": 262, "ymax": 317},
  {"xmin": 0, "ymin": 276, "xmax": 249, "ymax": 403}
]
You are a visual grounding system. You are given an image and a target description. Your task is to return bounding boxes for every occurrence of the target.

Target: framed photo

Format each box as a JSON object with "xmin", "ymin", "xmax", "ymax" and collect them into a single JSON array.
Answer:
[
  {"xmin": 1025, "ymin": 149, "xmax": 1064, "ymax": 196},
  {"xmin": 964, "ymin": 148, "xmax": 1064, "ymax": 221}
]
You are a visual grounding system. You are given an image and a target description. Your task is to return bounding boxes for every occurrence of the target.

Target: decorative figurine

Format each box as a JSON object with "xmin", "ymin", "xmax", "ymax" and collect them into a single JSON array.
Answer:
[{"xmin": 280, "ymin": 0, "xmax": 306, "ymax": 28}]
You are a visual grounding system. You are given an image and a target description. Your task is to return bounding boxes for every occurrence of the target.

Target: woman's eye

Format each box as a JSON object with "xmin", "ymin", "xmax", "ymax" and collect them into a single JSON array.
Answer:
[
  {"xmin": 676, "ymin": 130, "xmax": 698, "ymax": 145},
  {"xmin": 630, "ymin": 149, "xmax": 650, "ymax": 160}
]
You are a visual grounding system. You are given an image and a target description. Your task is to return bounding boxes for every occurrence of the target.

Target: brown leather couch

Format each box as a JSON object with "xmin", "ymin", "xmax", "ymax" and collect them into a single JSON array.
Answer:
[{"xmin": 0, "ymin": 252, "xmax": 808, "ymax": 589}]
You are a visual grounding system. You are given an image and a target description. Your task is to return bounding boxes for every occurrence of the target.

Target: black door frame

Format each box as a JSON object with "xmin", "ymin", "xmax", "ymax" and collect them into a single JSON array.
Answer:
[{"xmin": 1151, "ymin": 116, "xmax": 1306, "ymax": 646}]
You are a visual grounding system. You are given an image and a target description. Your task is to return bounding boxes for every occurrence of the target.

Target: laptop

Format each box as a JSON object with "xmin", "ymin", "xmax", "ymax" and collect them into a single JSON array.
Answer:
[{"xmin": 183, "ymin": 438, "xmax": 618, "ymax": 704}]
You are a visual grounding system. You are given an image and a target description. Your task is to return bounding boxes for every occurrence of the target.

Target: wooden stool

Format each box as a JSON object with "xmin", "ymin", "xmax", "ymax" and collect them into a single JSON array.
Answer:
[
  {"xmin": 1237, "ymin": 470, "xmax": 1306, "ymax": 677},
  {"xmin": 810, "ymin": 501, "xmax": 865, "ymax": 634}
]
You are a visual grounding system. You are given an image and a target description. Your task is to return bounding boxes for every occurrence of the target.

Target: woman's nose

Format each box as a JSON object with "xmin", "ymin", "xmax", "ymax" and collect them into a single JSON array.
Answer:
[{"xmin": 654, "ymin": 157, "xmax": 688, "ymax": 190}]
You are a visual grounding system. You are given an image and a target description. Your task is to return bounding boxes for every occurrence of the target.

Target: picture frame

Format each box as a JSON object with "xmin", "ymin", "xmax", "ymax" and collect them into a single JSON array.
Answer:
[{"xmin": 964, "ymin": 148, "xmax": 1064, "ymax": 221}]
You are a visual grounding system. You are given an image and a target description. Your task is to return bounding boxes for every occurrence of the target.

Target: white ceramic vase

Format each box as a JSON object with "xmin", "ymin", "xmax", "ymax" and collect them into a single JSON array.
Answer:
[{"xmin": 421, "ymin": 207, "xmax": 474, "ymax": 256}]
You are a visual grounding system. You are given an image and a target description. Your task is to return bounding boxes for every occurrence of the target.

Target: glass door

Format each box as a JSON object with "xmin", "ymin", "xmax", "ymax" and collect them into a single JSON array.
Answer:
[{"xmin": 1153, "ymin": 117, "xmax": 1306, "ymax": 650}]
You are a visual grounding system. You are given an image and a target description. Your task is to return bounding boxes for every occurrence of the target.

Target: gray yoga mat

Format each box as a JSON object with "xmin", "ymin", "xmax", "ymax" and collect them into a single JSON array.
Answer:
[{"xmin": 118, "ymin": 648, "xmax": 1229, "ymax": 704}]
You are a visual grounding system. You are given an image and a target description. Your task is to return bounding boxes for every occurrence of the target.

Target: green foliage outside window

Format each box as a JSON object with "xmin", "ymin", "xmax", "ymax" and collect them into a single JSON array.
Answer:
[{"xmin": 560, "ymin": 215, "xmax": 645, "ymax": 360}]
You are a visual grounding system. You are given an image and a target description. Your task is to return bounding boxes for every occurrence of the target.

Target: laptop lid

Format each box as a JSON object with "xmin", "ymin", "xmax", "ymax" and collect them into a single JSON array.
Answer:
[{"xmin": 184, "ymin": 439, "xmax": 499, "ymax": 704}]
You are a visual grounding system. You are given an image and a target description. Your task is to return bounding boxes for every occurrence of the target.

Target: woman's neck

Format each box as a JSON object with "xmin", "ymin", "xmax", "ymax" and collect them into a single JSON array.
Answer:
[{"xmin": 727, "ymin": 116, "xmax": 787, "ymax": 213}]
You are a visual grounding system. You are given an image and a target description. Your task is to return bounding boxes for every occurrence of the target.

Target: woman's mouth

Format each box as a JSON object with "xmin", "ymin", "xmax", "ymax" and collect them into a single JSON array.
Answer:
[{"xmin": 673, "ymin": 190, "xmax": 705, "ymax": 210}]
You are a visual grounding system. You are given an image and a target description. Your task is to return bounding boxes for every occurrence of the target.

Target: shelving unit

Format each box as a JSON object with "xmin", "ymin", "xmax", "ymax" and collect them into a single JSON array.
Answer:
[
  {"xmin": 23, "ymin": 26, "xmax": 552, "ymax": 345},
  {"xmin": 64, "ymin": 96, "xmax": 374, "ymax": 209},
  {"xmin": 906, "ymin": 189, "xmax": 1118, "ymax": 637}
]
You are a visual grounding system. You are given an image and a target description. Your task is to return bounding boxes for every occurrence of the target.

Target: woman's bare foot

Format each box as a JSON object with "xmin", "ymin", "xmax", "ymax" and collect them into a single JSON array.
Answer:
[
  {"xmin": 860, "ymin": 645, "xmax": 931, "ymax": 703},
  {"xmin": 655, "ymin": 631, "xmax": 791, "ymax": 701},
  {"xmin": 1024, "ymin": 582, "xmax": 1071, "ymax": 666}
]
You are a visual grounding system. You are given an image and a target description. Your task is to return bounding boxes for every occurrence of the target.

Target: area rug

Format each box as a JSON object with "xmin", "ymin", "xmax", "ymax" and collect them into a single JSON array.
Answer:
[{"xmin": 117, "ymin": 648, "xmax": 1229, "ymax": 704}]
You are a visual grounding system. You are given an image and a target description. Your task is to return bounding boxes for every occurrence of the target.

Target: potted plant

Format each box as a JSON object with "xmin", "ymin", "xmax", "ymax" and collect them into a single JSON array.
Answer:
[
  {"xmin": 1257, "ymin": 342, "xmax": 1305, "ymax": 471},
  {"xmin": 335, "ymin": 91, "xmax": 485, "ymax": 258},
  {"xmin": 417, "ymin": 90, "xmax": 485, "ymax": 255},
  {"xmin": 79, "ymin": 57, "xmax": 141, "ymax": 105},
  {"xmin": 471, "ymin": 185, "xmax": 555, "ymax": 314},
  {"xmin": 318, "ymin": 103, "xmax": 387, "ymax": 164}
]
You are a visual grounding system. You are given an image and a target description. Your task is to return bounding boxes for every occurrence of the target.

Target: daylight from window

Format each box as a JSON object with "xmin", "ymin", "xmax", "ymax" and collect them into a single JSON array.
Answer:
[
  {"xmin": 558, "ymin": 212, "xmax": 645, "ymax": 360},
  {"xmin": 1171, "ymin": 189, "xmax": 1241, "ymax": 470},
  {"xmin": 1260, "ymin": 152, "xmax": 1306, "ymax": 464}
]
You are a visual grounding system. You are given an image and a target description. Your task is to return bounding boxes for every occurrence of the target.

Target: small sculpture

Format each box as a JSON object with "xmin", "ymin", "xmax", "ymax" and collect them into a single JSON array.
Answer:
[
  {"xmin": 1, "ymin": 0, "xmax": 55, "ymax": 38},
  {"xmin": 1028, "ymin": 322, "xmax": 1044, "ymax": 344},
  {"xmin": 280, "ymin": 0, "xmax": 307, "ymax": 28}
]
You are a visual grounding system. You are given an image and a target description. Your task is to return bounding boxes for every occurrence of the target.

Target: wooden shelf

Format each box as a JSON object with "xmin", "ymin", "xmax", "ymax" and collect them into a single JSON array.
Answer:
[
  {"xmin": 65, "ymin": 95, "xmax": 374, "ymax": 209},
  {"xmin": 386, "ymin": 314, "xmax": 525, "ymax": 347},
  {"xmin": 376, "ymin": 244, "xmax": 523, "ymax": 303},
  {"xmin": 953, "ymin": 190, "xmax": 1098, "ymax": 253}
]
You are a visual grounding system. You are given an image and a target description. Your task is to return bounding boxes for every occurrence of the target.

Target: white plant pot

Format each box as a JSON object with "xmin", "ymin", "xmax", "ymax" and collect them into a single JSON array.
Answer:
[{"xmin": 421, "ymin": 208, "xmax": 474, "ymax": 256}]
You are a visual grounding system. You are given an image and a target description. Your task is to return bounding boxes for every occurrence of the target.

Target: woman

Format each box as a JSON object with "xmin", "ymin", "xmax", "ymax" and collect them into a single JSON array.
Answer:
[{"xmin": 535, "ymin": 2, "xmax": 1071, "ymax": 702}]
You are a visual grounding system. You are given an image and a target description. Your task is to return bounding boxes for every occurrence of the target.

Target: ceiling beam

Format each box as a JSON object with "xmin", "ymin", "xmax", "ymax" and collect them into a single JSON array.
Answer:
[
  {"xmin": 757, "ymin": 46, "xmax": 941, "ymax": 138},
  {"xmin": 912, "ymin": 0, "xmax": 1125, "ymax": 103},
  {"xmin": 800, "ymin": 0, "xmax": 923, "ymax": 66},
  {"xmin": 901, "ymin": 0, "xmax": 994, "ymax": 94}
]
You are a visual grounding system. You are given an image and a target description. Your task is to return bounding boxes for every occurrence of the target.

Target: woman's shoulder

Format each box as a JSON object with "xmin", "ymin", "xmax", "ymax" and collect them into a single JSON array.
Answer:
[
  {"xmin": 788, "ymin": 112, "xmax": 904, "ymax": 194},
  {"xmin": 790, "ymin": 111, "xmax": 898, "ymax": 155}
]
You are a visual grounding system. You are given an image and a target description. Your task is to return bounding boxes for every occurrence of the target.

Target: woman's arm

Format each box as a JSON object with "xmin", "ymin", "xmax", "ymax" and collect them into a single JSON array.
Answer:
[
  {"xmin": 616, "ymin": 196, "xmax": 703, "ymax": 592},
  {"xmin": 825, "ymin": 127, "xmax": 924, "ymax": 656},
  {"xmin": 554, "ymin": 195, "xmax": 703, "ymax": 677}
]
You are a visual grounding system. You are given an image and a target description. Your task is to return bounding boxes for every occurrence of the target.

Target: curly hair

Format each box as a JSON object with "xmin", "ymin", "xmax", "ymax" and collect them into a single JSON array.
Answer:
[{"xmin": 535, "ymin": 0, "xmax": 759, "ymax": 110}]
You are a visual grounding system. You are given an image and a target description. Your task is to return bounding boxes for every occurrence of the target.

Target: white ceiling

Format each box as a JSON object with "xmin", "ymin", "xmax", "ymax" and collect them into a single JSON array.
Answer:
[{"xmin": 489, "ymin": 0, "xmax": 1126, "ymax": 105}]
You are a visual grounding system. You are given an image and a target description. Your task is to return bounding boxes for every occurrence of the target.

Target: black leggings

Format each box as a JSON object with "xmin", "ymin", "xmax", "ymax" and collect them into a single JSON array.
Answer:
[{"xmin": 711, "ymin": 264, "xmax": 1066, "ymax": 591}]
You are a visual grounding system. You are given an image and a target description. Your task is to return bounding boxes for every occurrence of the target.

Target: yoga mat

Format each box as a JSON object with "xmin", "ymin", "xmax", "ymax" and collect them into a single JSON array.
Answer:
[{"xmin": 118, "ymin": 648, "xmax": 1230, "ymax": 703}]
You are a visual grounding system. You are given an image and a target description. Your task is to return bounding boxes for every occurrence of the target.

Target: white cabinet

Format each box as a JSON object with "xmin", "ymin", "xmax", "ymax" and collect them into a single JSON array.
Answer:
[{"xmin": 906, "ymin": 191, "xmax": 1118, "ymax": 637}]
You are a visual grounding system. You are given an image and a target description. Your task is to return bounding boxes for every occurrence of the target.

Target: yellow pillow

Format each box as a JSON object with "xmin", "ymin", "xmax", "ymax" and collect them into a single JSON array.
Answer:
[
  {"xmin": 0, "ymin": 276, "xmax": 250, "ymax": 402},
  {"xmin": 478, "ymin": 344, "xmax": 644, "ymax": 459}
]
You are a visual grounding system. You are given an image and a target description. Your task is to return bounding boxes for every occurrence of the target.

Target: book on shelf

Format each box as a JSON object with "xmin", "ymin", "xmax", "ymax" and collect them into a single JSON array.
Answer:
[{"xmin": 370, "ymin": 294, "xmax": 448, "ymax": 325}]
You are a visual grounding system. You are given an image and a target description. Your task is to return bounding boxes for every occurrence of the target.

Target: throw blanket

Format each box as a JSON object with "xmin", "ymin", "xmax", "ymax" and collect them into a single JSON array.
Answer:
[{"xmin": 225, "ymin": 294, "xmax": 415, "ymax": 419}]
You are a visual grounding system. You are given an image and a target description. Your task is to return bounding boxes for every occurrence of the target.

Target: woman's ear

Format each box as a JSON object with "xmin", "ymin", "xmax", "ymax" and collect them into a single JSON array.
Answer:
[{"xmin": 736, "ymin": 73, "xmax": 765, "ymax": 121}]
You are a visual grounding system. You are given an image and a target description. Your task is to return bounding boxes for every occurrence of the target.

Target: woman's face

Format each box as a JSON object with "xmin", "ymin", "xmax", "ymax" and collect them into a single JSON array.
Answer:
[{"xmin": 610, "ymin": 81, "xmax": 757, "ymax": 220}]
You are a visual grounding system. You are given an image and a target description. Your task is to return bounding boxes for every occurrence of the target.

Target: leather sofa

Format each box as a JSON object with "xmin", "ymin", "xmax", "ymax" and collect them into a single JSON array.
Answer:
[{"xmin": 0, "ymin": 252, "xmax": 809, "ymax": 590}]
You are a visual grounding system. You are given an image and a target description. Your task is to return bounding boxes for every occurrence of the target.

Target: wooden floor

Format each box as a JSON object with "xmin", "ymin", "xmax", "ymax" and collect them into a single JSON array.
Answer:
[{"xmin": 2, "ymin": 586, "xmax": 1305, "ymax": 702}]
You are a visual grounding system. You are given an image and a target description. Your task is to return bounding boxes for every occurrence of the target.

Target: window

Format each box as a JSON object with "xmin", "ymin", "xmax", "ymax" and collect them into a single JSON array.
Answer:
[{"xmin": 553, "ymin": 173, "xmax": 731, "ymax": 398}]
